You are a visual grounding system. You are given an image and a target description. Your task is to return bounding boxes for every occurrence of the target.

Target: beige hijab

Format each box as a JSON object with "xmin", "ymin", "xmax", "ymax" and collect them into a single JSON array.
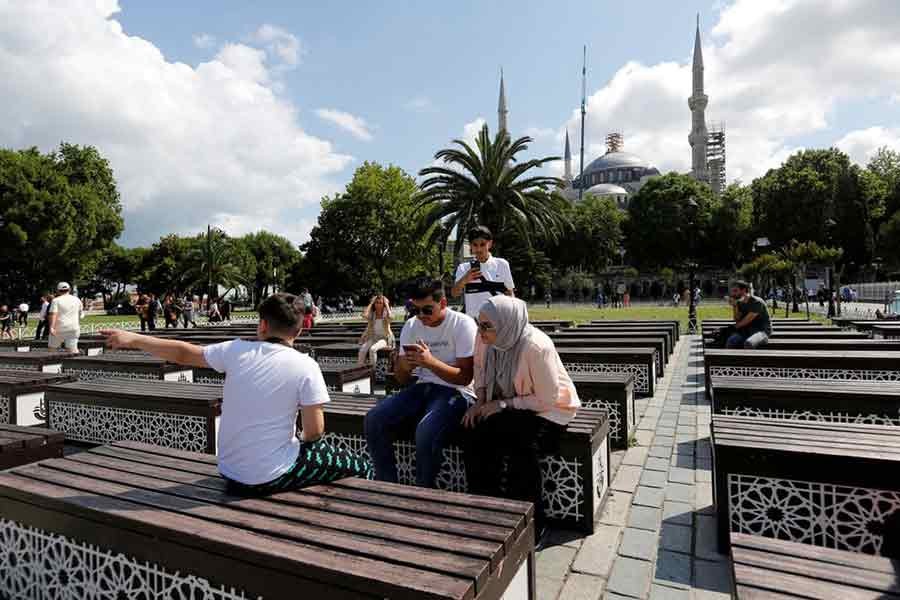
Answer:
[{"xmin": 481, "ymin": 296, "xmax": 533, "ymax": 402}]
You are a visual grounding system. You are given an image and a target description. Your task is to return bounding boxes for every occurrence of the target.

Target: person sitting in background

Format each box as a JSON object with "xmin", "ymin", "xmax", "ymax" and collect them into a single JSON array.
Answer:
[
  {"xmin": 726, "ymin": 280, "xmax": 772, "ymax": 349},
  {"xmin": 100, "ymin": 293, "xmax": 372, "ymax": 495},
  {"xmin": 462, "ymin": 296, "xmax": 580, "ymax": 537},
  {"xmin": 163, "ymin": 295, "xmax": 180, "ymax": 328},
  {"xmin": 0, "ymin": 306, "xmax": 12, "ymax": 339},
  {"xmin": 364, "ymin": 278, "xmax": 476, "ymax": 488},
  {"xmin": 357, "ymin": 294, "xmax": 395, "ymax": 366}
]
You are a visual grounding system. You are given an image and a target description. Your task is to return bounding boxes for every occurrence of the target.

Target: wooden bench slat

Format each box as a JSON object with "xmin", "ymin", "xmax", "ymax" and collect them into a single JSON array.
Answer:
[
  {"xmin": 733, "ymin": 563, "xmax": 900, "ymax": 599},
  {"xmin": 731, "ymin": 533, "xmax": 900, "ymax": 574}
]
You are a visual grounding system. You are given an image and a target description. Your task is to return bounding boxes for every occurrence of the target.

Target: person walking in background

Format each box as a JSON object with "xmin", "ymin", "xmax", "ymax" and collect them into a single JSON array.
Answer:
[
  {"xmin": 0, "ymin": 305, "xmax": 12, "ymax": 339},
  {"xmin": 35, "ymin": 294, "xmax": 51, "ymax": 340},
  {"xmin": 163, "ymin": 295, "xmax": 180, "ymax": 328},
  {"xmin": 136, "ymin": 294, "xmax": 150, "ymax": 331},
  {"xmin": 147, "ymin": 293, "xmax": 159, "ymax": 331},
  {"xmin": 302, "ymin": 306, "xmax": 314, "ymax": 331},
  {"xmin": 17, "ymin": 301, "xmax": 28, "ymax": 326},
  {"xmin": 221, "ymin": 297, "xmax": 232, "ymax": 321},
  {"xmin": 208, "ymin": 297, "xmax": 222, "ymax": 322},
  {"xmin": 302, "ymin": 288, "xmax": 313, "ymax": 312},
  {"xmin": 47, "ymin": 282, "xmax": 83, "ymax": 354},
  {"xmin": 357, "ymin": 295, "xmax": 395, "ymax": 366},
  {"xmin": 462, "ymin": 296, "xmax": 580, "ymax": 538},
  {"xmin": 545, "ymin": 290, "xmax": 552, "ymax": 309},
  {"xmin": 180, "ymin": 295, "xmax": 197, "ymax": 327}
]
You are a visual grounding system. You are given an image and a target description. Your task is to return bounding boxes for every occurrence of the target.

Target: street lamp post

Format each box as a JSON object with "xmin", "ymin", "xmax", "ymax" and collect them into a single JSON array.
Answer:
[{"xmin": 686, "ymin": 197, "xmax": 699, "ymax": 335}]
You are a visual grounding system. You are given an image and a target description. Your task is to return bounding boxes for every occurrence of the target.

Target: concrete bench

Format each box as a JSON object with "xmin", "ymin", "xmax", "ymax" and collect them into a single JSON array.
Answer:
[
  {"xmin": 61, "ymin": 353, "xmax": 194, "ymax": 382},
  {"xmin": 550, "ymin": 336, "xmax": 668, "ymax": 376},
  {"xmin": 0, "ymin": 440, "xmax": 536, "ymax": 599},
  {"xmin": 313, "ymin": 343, "xmax": 392, "ymax": 384},
  {"xmin": 557, "ymin": 347, "xmax": 657, "ymax": 397},
  {"xmin": 0, "ymin": 424, "xmax": 64, "ymax": 470},
  {"xmin": 324, "ymin": 394, "xmax": 611, "ymax": 533},
  {"xmin": 709, "ymin": 376, "xmax": 900, "ymax": 426},
  {"xmin": 730, "ymin": 533, "xmax": 900, "ymax": 599},
  {"xmin": 0, "ymin": 350, "xmax": 65, "ymax": 374},
  {"xmin": 46, "ymin": 379, "xmax": 223, "ymax": 453},
  {"xmin": 0, "ymin": 370, "xmax": 75, "ymax": 426},
  {"xmin": 711, "ymin": 415, "xmax": 900, "ymax": 555},
  {"xmin": 703, "ymin": 349, "xmax": 900, "ymax": 397}
]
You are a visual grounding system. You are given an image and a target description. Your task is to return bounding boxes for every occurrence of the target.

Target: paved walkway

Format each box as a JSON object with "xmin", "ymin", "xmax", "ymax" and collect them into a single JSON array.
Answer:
[{"xmin": 536, "ymin": 335, "xmax": 732, "ymax": 599}]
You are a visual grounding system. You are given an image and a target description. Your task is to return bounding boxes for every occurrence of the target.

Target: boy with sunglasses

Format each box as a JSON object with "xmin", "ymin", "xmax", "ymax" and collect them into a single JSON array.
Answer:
[{"xmin": 364, "ymin": 278, "xmax": 476, "ymax": 488}]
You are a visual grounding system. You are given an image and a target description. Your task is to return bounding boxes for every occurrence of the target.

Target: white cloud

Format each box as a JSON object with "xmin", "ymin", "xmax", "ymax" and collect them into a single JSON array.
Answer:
[
  {"xmin": 560, "ymin": 0, "xmax": 900, "ymax": 184},
  {"xmin": 315, "ymin": 108, "xmax": 374, "ymax": 142},
  {"xmin": 0, "ymin": 0, "xmax": 352, "ymax": 246},
  {"xmin": 404, "ymin": 96, "xmax": 435, "ymax": 113},
  {"xmin": 524, "ymin": 126, "xmax": 555, "ymax": 141},
  {"xmin": 247, "ymin": 24, "xmax": 303, "ymax": 70},
  {"xmin": 835, "ymin": 126, "xmax": 900, "ymax": 167},
  {"xmin": 462, "ymin": 117, "xmax": 487, "ymax": 144},
  {"xmin": 192, "ymin": 32, "xmax": 216, "ymax": 49}
]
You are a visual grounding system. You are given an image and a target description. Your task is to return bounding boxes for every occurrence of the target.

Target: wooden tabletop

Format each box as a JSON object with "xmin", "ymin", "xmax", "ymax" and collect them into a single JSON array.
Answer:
[
  {"xmin": 0, "ymin": 441, "xmax": 534, "ymax": 599},
  {"xmin": 47, "ymin": 379, "xmax": 224, "ymax": 406},
  {"xmin": 0, "ymin": 369, "xmax": 75, "ymax": 388},
  {"xmin": 0, "ymin": 424, "xmax": 64, "ymax": 451}
]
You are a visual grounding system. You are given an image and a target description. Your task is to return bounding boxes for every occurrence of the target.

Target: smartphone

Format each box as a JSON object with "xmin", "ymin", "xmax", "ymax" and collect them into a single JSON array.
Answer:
[
  {"xmin": 402, "ymin": 344, "xmax": 420, "ymax": 352},
  {"xmin": 469, "ymin": 259, "xmax": 480, "ymax": 271}
]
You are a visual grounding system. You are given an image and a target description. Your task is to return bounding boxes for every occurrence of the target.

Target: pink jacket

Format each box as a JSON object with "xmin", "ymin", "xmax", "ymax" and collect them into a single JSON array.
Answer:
[{"xmin": 474, "ymin": 328, "xmax": 580, "ymax": 425}]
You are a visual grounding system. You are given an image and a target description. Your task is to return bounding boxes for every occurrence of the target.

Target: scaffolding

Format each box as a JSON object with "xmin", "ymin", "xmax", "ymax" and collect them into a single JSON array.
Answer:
[
  {"xmin": 707, "ymin": 122, "xmax": 726, "ymax": 196},
  {"xmin": 605, "ymin": 132, "xmax": 624, "ymax": 154}
]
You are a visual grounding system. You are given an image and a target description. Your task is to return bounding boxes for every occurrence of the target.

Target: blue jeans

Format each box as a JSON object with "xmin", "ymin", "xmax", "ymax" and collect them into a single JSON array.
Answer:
[
  {"xmin": 726, "ymin": 331, "xmax": 769, "ymax": 349},
  {"xmin": 364, "ymin": 382, "xmax": 469, "ymax": 488}
]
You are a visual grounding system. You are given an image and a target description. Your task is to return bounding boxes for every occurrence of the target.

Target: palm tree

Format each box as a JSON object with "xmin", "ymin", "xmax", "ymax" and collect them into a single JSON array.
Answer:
[
  {"xmin": 417, "ymin": 123, "xmax": 570, "ymax": 258},
  {"xmin": 181, "ymin": 226, "xmax": 249, "ymax": 306}
]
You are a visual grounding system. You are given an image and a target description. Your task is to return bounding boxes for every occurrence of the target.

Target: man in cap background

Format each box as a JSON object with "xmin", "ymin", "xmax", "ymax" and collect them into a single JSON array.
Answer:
[{"xmin": 47, "ymin": 282, "xmax": 84, "ymax": 354}]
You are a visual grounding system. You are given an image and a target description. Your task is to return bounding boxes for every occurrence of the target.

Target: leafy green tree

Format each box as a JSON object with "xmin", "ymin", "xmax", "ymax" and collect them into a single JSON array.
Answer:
[
  {"xmin": 0, "ymin": 144, "xmax": 123, "ymax": 301},
  {"xmin": 181, "ymin": 227, "xmax": 251, "ymax": 303},
  {"xmin": 417, "ymin": 124, "xmax": 570, "ymax": 257},
  {"xmin": 546, "ymin": 195, "xmax": 623, "ymax": 273},
  {"xmin": 707, "ymin": 183, "xmax": 753, "ymax": 268},
  {"xmin": 624, "ymin": 173, "xmax": 714, "ymax": 269},
  {"xmin": 134, "ymin": 234, "xmax": 198, "ymax": 295},
  {"xmin": 781, "ymin": 240, "xmax": 843, "ymax": 318},
  {"xmin": 878, "ymin": 212, "xmax": 900, "ymax": 271},
  {"xmin": 867, "ymin": 146, "xmax": 900, "ymax": 218},
  {"xmin": 299, "ymin": 162, "xmax": 434, "ymax": 299},
  {"xmin": 241, "ymin": 231, "xmax": 300, "ymax": 303},
  {"xmin": 88, "ymin": 244, "xmax": 146, "ymax": 304}
]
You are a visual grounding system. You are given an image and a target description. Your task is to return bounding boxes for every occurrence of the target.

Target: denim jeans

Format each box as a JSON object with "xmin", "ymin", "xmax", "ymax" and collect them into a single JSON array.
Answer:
[
  {"xmin": 364, "ymin": 382, "xmax": 469, "ymax": 488},
  {"xmin": 726, "ymin": 331, "xmax": 769, "ymax": 349}
]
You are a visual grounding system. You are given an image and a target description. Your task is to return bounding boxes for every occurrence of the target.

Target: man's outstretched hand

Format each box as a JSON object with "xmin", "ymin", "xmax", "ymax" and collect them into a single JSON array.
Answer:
[{"xmin": 99, "ymin": 329, "xmax": 141, "ymax": 350}]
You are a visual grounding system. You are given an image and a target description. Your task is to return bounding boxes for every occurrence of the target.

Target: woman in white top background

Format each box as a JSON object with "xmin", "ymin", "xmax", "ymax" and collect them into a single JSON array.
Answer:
[{"xmin": 357, "ymin": 294, "xmax": 395, "ymax": 366}]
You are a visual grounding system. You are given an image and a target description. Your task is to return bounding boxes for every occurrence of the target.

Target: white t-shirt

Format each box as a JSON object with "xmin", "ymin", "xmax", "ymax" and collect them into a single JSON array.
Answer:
[
  {"xmin": 203, "ymin": 340, "xmax": 330, "ymax": 485},
  {"xmin": 455, "ymin": 255, "xmax": 515, "ymax": 317},
  {"xmin": 39, "ymin": 301, "xmax": 50, "ymax": 320},
  {"xmin": 18, "ymin": 303, "xmax": 28, "ymax": 313},
  {"xmin": 48, "ymin": 294, "xmax": 83, "ymax": 336},
  {"xmin": 399, "ymin": 309, "xmax": 477, "ymax": 398}
]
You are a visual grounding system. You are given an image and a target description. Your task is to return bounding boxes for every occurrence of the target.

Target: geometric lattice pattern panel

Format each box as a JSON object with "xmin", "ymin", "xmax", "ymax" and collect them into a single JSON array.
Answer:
[
  {"xmin": 0, "ymin": 394, "xmax": 8, "ymax": 425},
  {"xmin": 323, "ymin": 432, "xmax": 587, "ymax": 523},
  {"xmin": 195, "ymin": 374, "xmax": 225, "ymax": 385},
  {"xmin": 581, "ymin": 398, "xmax": 622, "ymax": 442},
  {"xmin": 49, "ymin": 402, "xmax": 208, "ymax": 453},
  {"xmin": 709, "ymin": 366, "xmax": 900, "ymax": 383},
  {"xmin": 728, "ymin": 473, "xmax": 900, "ymax": 555},
  {"xmin": 564, "ymin": 362, "xmax": 649, "ymax": 393},
  {"xmin": 594, "ymin": 436, "xmax": 608, "ymax": 510},
  {"xmin": 721, "ymin": 406, "xmax": 900, "ymax": 426},
  {"xmin": 0, "ymin": 363, "xmax": 40, "ymax": 373},
  {"xmin": 63, "ymin": 368, "xmax": 161, "ymax": 383},
  {"xmin": 0, "ymin": 519, "xmax": 256, "ymax": 599}
]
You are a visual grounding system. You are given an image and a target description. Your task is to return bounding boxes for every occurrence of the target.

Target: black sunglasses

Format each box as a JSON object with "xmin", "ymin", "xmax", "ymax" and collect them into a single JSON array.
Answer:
[{"xmin": 408, "ymin": 304, "xmax": 435, "ymax": 316}]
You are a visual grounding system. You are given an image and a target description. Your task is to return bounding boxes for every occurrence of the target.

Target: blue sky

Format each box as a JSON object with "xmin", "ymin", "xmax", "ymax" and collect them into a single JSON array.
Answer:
[{"xmin": 1, "ymin": 0, "xmax": 899, "ymax": 246}]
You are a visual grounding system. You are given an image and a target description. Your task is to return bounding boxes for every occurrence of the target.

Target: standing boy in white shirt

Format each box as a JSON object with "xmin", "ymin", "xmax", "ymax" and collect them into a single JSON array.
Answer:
[
  {"xmin": 101, "ymin": 292, "xmax": 371, "ymax": 495},
  {"xmin": 452, "ymin": 226, "xmax": 515, "ymax": 317},
  {"xmin": 47, "ymin": 282, "xmax": 84, "ymax": 354}
]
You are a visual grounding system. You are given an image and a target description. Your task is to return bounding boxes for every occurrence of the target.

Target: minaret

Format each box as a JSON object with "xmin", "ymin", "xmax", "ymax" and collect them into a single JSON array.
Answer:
[
  {"xmin": 688, "ymin": 14, "xmax": 709, "ymax": 183},
  {"xmin": 563, "ymin": 130, "xmax": 573, "ymax": 182},
  {"xmin": 498, "ymin": 69, "xmax": 508, "ymax": 136}
]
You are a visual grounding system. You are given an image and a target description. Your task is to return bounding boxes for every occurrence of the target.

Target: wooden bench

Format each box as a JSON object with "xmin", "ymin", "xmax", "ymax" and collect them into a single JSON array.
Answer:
[
  {"xmin": 569, "ymin": 324, "xmax": 678, "ymax": 347},
  {"xmin": 0, "ymin": 370, "xmax": 76, "ymax": 426},
  {"xmin": 0, "ymin": 338, "xmax": 106, "ymax": 355},
  {"xmin": 46, "ymin": 379, "xmax": 223, "ymax": 453},
  {"xmin": 874, "ymin": 324, "xmax": 900, "ymax": 339},
  {"xmin": 552, "ymin": 330, "xmax": 672, "ymax": 357},
  {"xmin": 550, "ymin": 336, "xmax": 668, "ymax": 376},
  {"xmin": 570, "ymin": 373, "xmax": 636, "ymax": 449},
  {"xmin": 324, "ymin": 394, "xmax": 611, "ymax": 533},
  {"xmin": 589, "ymin": 319, "xmax": 681, "ymax": 340},
  {"xmin": 711, "ymin": 415, "xmax": 900, "ymax": 555},
  {"xmin": 761, "ymin": 339, "xmax": 900, "ymax": 351},
  {"xmin": 61, "ymin": 353, "xmax": 194, "ymax": 382},
  {"xmin": 314, "ymin": 343, "xmax": 392, "ymax": 384},
  {"xmin": 730, "ymin": 533, "xmax": 900, "ymax": 599},
  {"xmin": 709, "ymin": 376, "xmax": 900, "ymax": 425},
  {"xmin": 0, "ymin": 440, "xmax": 536, "ymax": 599},
  {"xmin": 0, "ymin": 350, "xmax": 65, "ymax": 374},
  {"xmin": 0, "ymin": 424, "xmax": 64, "ymax": 470},
  {"xmin": 703, "ymin": 349, "xmax": 900, "ymax": 397},
  {"xmin": 556, "ymin": 347, "xmax": 657, "ymax": 397}
]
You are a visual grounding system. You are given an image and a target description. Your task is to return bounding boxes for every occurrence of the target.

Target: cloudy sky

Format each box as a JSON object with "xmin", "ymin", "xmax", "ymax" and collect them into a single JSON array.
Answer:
[{"xmin": 1, "ymin": 0, "xmax": 899, "ymax": 247}]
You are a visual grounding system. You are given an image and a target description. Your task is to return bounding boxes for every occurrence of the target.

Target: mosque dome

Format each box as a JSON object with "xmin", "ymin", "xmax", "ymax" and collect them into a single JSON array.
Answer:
[
  {"xmin": 586, "ymin": 183, "xmax": 628, "ymax": 196},
  {"xmin": 576, "ymin": 151, "xmax": 660, "ymax": 191}
]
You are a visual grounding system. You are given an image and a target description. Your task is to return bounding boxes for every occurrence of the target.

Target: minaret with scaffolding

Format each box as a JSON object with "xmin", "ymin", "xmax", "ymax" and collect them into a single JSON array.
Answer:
[{"xmin": 707, "ymin": 122, "xmax": 726, "ymax": 196}]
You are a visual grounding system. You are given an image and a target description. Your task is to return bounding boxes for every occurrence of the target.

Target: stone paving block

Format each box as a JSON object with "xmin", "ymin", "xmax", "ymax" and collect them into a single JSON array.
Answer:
[
  {"xmin": 645, "ymin": 457, "xmax": 670, "ymax": 472},
  {"xmin": 639, "ymin": 469, "xmax": 668, "ymax": 488},
  {"xmin": 654, "ymin": 434, "xmax": 675, "ymax": 447},
  {"xmin": 665, "ymin": 483, "xmax": 695, "ymax": 504},
  {"xmin": 599, "ymin": 490, "xmax": 633, "ymax": 526},
  {"xmin": 696, "ymin": 469, "xmax": 712, "ymax": 483},
  {"xmin": 612, "ymin": 465, "xmax": 642, "ymax": 493},
  {"xmin": 537, "ymin": 575, "xmax": 566, "ymax": 600},
  {"xmin": 693, "ymin": 559, "xmax": 733, "ymax": 597},
  {"xmin": 663, "ymin": 501, "xmax": 694, "ymax": 527},
  {"xmin": 627, "ymin": 505, "xmax": 662, "ymax": 532},
  {"xmin": 695, "ymin": 482, "xmax": 714, "ymax": 514},
  {"xmin": 668, "ymin": 466, "xmax": 695, "ymax": 485},
  {"xmin": 655, "ymin": 426, "xmax": 676, "ymax": 437},
  {"xmin": 605, "ymin": 593, "xmax": 636, "ymax": 600},
  {"xmin": 536, "ymin": 543, "xmax": 578, "ymax": 581},
  {"xmin": 633, "ymin": 485, "xmax": 665, "ymax": 508},
  {"xmin": 545, "ymin": 528, "xmax": 585, "ymax": 550},
  {"xmin": 606, "ymin": 556, "xmax": 652, "ymax": 599},
  {"xmin": 659, "ymin": 523, "xmax": 692, "ymax": 554},
  {"xmin": 669, "ymin": 453, "xmax": 694, "ymax": 469},
  {"xmin": 572, "ymin": 523, "xmax": 622, "ymax": 577},
  {"xmin": 673, "ymin": 442, "xmax": 695, "ymax": 456},
  {"xmin": 694, "ymin": 514, "xmax": 727, "ymax": 562},
  {"xmin": 654, "ymin": 550, "xmax": 692, "ymax": 588},
  {"xmin": 696, "ymin": 457, "xmax": 712, "ymax": 471},
  {"xmin": 648, "ymin": 445, "xmax": 672, "ymax": 459},
  {"xmin": 635, "ymin": 430, "xmax": 655, "ymax": 446},
  {"xmin": 558, "ymin": 572, "xmax": 605, "ymax": 600},
  {"xmin": 643, "ymin": 407, "xmax": 661, "ymax": 418},
  {"xmin": 649, "ymin": 583, "xmax": 691, "ymax": 600},
  {"xmin": 623, "ymin": 445, "xmax": 650, "ymax": 466},
  {"xmin": 619, "ymin": 527, "xmax": 658, "ymax": 561}
]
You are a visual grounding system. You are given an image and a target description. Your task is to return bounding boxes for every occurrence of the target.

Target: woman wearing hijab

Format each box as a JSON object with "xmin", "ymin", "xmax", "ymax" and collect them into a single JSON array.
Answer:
[{"xmin": 462, "ymin": 295, "xmax": 580, "ymax": 533}]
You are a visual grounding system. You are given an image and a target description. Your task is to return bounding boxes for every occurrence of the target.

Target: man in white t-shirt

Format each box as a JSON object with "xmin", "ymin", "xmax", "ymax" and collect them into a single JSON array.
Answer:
[
  {"xmin": 47, "ymin": 282, "xmax": 84, "ymax": 353},
  {"xmin": 452, "ymin": 226, "xmax": 515, "ymax": 317},
  {"xmin": 100, "ymin": 292, "xmax": 371, "ymax": 494},
  {"xmin": 365, "ymin": 278, "xmax": 476, "ymax": 488}
]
